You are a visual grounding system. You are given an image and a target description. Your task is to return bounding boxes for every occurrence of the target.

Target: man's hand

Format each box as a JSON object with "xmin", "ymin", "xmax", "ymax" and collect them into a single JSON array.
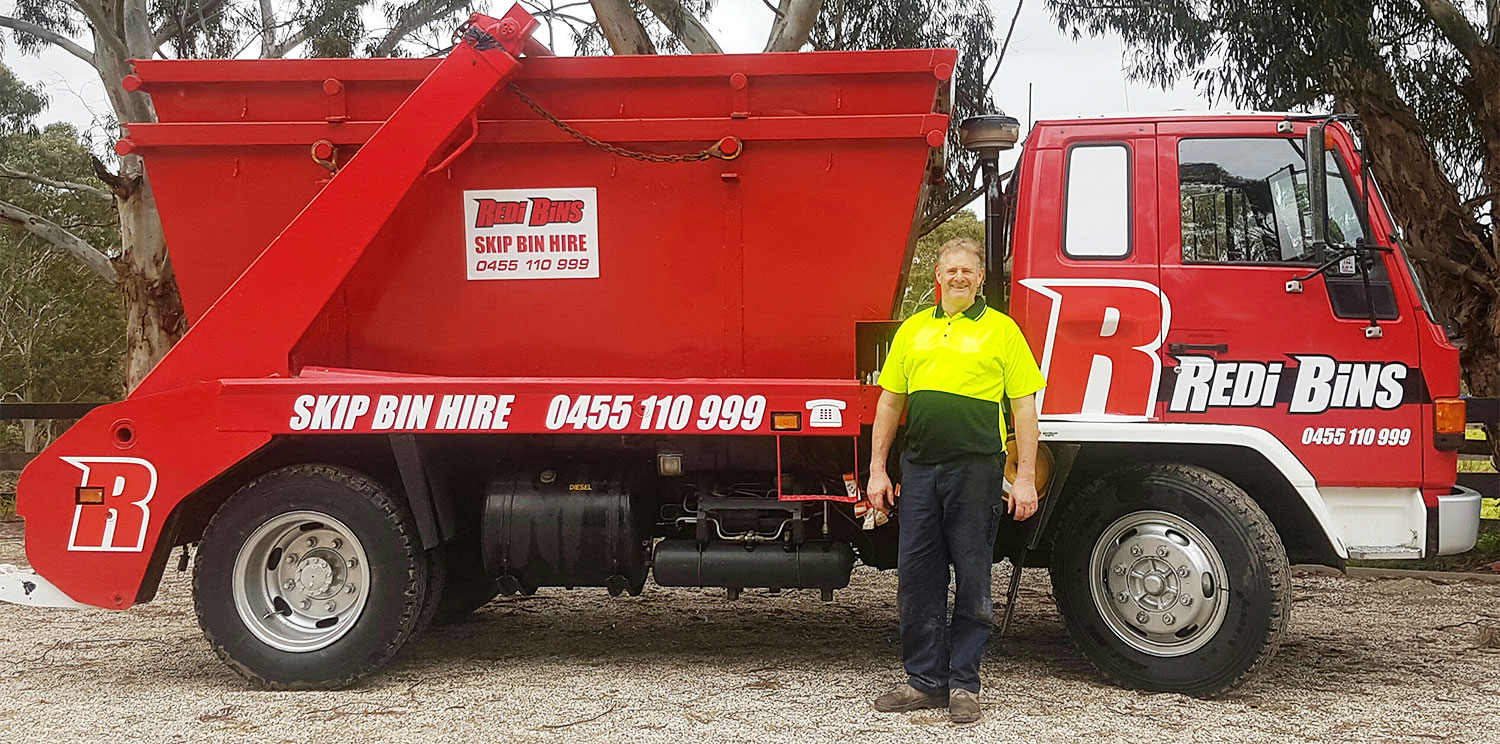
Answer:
[
  {"xmin": 867, "ymin": 469, "xmax": 896, "ymax": 513},
  {"xmin": 1008, "ymin": 477, "xmax": 1039, "ymax": 521}
]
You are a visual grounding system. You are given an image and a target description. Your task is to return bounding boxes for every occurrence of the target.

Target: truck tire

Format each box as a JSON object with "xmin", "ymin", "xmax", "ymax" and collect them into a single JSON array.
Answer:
[
  {"xmin": 1048, "ymin": 463, "xmax": 1289, "ymax": 697},
  {"xmin": 430, "ymin": 539, "xmax": 499, "ymax": 625},
  {"xmin": 193, "ymin": 465, "xmax": 429, "ymax": 689}
]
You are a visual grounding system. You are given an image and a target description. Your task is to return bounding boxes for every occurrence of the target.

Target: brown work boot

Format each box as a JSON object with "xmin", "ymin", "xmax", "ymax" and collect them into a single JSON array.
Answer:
[
  {"xmin": 948, "ymin": 689, "xmax": 981, "ymax": 723},
  {"xmin": 873, "ymin": 683, "xmax": 948, "ymax": 712}
]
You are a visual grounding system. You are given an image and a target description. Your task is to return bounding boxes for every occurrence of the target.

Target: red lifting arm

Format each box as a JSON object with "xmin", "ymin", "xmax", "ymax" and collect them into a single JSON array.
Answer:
[{"xmin": 130, "ymin": 7, "xmax": 542, "ymax": 398}]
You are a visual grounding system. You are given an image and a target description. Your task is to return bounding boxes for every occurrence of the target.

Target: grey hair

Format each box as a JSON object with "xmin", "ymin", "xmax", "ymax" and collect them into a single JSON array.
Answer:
[{"xmin": 936, "ymin": 237, "xmax": 985, "ymax": 269}]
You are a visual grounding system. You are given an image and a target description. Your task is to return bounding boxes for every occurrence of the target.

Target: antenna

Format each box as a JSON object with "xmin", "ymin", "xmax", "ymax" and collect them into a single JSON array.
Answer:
[{"xmin": 1026, "ymin": 82, "xmax": 1033, "ymax": 133}]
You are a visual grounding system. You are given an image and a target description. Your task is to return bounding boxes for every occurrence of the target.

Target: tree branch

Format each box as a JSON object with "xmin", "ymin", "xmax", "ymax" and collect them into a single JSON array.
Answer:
[
  {"xmin": 0, "ymin": 199, "xmax": 116, "ymax": 282},
  {"xmin": 765, "ymin": 0, "xmax": 823, "ymax": 52},
  {"xmin": 0, "ymin": 15, "xmax": 96, "ymax": 66},
  {"xmin": 1415, "ymin": 0, "xmax": 1488, "ymax": 64},
  {"xmin": 920, "ymin": 184, "xmax": 984, "ymax": 235},
  {"xmin": 994, "ymin": 0, "xmax": 1025, "ymax": 81},
  {"xmin": 151, "ymin": 0, "xmax": 231, "ymax": 51},
  {"xmin": 264, "ymin": 23, "xmax": 314, "ymax": 59},
  {"xmin": 640, "ymin": 0, "xmax": 722, "ymax": 53},
  {"xmin": 0, "ymin": 163, "xmax": 113, "ymax": 201},
  {"xmin": 370, "ymin": 0, "xmax": 470, "ymax": 57},
  {"xmin": 258, "ymin": 0, "xmax": 276, "ymax": 56}
]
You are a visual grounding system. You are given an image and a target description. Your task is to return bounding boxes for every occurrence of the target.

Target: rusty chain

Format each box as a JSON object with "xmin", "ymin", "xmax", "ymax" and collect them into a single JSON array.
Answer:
[{"xmin": 507, "ymin": 82, "xmax": 740, "ymax": 163}]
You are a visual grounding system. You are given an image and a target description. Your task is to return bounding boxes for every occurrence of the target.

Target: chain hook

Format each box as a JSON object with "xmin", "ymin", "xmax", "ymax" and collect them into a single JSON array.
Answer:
[{"xmin": 310, "ymin": 140, "xmax": 338, "ymax": 175}]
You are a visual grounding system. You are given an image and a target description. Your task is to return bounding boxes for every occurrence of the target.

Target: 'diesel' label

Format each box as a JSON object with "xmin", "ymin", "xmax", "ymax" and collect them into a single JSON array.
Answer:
[{"xmin": 464, "ymin": 187, "xmax": 599, "ymax": 280}]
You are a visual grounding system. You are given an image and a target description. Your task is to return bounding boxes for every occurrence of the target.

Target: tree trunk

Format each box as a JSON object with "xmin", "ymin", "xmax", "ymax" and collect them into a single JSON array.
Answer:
[
  {"xmin": 765, "ymin": 0, "xmax": 825, "ymax": 52},
  {"xmin": 1344, "ymin": 69, "xmax": 1500, "ymax": 384},
  {"xmin": 115, "ymin": 173, "xmax": 185, "ymax": 391},
  {"xmin": 591, "ymin": 0, "xmax": 657, "ymax": 54},
  {"xmin": 86, "ymin": 2, "xmax": 182, "ymax": 392}
]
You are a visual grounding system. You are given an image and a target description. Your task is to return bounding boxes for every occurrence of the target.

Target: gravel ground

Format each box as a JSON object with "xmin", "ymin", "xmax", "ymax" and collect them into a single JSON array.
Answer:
[{"xmin": 2, "ymin": 521, "xmax": 1499, "ymax": 744}]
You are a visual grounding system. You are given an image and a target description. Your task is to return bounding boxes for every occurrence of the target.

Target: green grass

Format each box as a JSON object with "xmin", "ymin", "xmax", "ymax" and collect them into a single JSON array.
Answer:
[{"xmin": 0, "ymin": 491, "xmax": 13, "ymax": 518}]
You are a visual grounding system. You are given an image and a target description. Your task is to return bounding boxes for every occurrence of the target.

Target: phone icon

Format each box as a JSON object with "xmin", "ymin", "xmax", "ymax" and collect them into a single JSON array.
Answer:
[{"xmin": 805, "ymin": 398, "xmax": 847, "ymax": 428}]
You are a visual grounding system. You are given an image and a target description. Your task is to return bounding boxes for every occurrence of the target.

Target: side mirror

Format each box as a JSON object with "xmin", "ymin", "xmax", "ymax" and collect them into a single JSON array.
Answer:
[{"xmin": 1305, "ymin": 122, "xmax": 1329, "ymax": 261}]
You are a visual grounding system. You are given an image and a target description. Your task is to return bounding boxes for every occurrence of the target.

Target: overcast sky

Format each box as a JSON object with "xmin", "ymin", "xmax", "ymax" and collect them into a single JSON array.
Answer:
[{"xmin": 1, "ymin": 0, "xmax": 1211, "ymax": 157}]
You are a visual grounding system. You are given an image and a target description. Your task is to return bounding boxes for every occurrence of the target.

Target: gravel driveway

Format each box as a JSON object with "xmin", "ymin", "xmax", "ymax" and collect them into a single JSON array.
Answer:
[{"xmin": 2, "ymin": 521, "xmax": 1498, "ymax": 744}]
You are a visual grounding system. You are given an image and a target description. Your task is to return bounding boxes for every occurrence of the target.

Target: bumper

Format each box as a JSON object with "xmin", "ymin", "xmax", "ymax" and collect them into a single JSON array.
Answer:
[
  {"xmin": 1436, "ymin": 486, "xmax": 1483, "ymax": 556},
  {"xmin": 0, "ymin": 564, "xmax": 88, "ymax": 609}
]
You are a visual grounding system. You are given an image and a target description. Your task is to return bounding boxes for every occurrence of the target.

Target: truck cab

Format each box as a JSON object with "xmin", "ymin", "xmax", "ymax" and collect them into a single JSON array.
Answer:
[
  {"xmin": 1007, "ymin": 113, "xmax": 1473, "ymax": 561},
  {"xmin": 982, "ymin": 112, "xmax": 1480, "ymax": 692}
]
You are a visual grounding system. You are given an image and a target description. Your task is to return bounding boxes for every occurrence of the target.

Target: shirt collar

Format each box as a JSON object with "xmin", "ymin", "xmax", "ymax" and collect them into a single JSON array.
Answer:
[{"xmin": 933, "ymin": 297, "xmax": 987, "ymax": 321}]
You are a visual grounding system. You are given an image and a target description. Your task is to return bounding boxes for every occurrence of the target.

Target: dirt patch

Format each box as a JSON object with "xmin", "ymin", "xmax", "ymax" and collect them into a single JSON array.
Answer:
[{"xmin": 2, "ymin": 528, "xmax": 1499, "ymax": 744}]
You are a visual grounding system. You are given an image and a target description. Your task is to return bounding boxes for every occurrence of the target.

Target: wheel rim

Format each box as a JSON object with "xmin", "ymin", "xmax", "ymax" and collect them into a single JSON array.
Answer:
[
  {"xmin": 1088, "ymin": 510, "xmax": 1230, "ymax": 657},
  {"xmin": 231, "ymin": 511, "xmax": 371, "ymax": 653}
]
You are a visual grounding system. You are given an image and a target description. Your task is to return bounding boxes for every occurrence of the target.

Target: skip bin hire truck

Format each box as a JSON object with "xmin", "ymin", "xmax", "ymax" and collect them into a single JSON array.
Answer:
[{"xmin": 0, "ymin": 4, "xmax": 1481, "ymax": 696}]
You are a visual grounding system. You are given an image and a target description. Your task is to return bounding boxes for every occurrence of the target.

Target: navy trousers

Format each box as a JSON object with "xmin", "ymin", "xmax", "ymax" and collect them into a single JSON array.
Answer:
[{"xmin": 897, "ymin": 452, "xmax": 1005, "ymax": 694}]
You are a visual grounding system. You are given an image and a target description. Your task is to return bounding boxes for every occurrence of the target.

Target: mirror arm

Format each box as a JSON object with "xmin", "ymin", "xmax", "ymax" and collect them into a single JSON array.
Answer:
[{"xmin": 1356, "ymin": 238, "xmax": 1381, "ymax": 333}]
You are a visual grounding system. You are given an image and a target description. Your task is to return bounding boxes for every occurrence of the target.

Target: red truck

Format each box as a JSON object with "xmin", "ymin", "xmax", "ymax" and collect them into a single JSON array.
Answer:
[{"xmin": 0, "ymin": 5, "xmax": 1480, "ymax": 697}]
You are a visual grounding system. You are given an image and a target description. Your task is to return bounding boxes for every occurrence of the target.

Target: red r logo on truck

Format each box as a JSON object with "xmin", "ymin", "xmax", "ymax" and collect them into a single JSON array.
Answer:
[
  {"xmin": 63, "ymin": 456, "xmax": 157, "ymax": 552},
  {"xmin": 1019, "ymin": 279, "xmax": 1171, "ymax": 420}
]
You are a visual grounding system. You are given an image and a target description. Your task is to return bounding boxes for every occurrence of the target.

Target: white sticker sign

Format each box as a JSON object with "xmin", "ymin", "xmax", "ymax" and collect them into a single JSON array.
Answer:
[{"xmin": 464, "ymin": 187, "xmax": 599, "ymax": 280}]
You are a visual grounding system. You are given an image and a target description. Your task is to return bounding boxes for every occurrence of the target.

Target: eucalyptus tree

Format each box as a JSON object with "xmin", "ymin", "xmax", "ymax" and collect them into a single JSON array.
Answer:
[{"xmin": 1046, "ymin": 0, "xmax": 1500, "ymax": 405}]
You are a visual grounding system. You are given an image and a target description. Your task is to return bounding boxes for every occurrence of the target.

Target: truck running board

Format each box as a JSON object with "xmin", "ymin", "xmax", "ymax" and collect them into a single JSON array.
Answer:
[{"xmin": 1345, "ymin": 545, "xmax": 1423, "ymax": 560}]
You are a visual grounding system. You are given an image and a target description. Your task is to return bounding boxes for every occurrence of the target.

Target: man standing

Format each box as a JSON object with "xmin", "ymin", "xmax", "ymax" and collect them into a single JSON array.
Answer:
[{"xmin": 867, "ymin": 237, "xmax": 1045, "ymax": 724}]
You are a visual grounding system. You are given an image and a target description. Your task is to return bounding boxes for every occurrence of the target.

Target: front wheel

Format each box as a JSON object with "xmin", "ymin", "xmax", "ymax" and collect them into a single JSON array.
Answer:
[
  {"xmin": 1049, "ymin": 463, "xmax": 1289, "ymax": 696},
  {"xmin": 194, "ymin": 465, "xmax": 430, "ymax": 689}
]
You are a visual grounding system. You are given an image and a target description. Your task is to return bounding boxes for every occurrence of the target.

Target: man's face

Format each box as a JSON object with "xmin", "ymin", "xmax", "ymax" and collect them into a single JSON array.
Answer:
[{"xmin": 935, "ymin": 249, "xmax": 984, "ymax": 306}]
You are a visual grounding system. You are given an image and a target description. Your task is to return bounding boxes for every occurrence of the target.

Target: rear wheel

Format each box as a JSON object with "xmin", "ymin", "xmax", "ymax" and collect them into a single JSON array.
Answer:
[
  {"xmin": 1049, "ymin": 463, "xmax": 1289, "ymax": 696},
  {"xmin": 194, "ymin": 465, "xmax": 429, "ymax": 689}
]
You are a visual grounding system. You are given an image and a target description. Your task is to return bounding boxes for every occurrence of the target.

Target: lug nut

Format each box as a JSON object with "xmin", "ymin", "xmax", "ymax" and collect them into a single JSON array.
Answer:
[
  {"xmin": 1163, "ymin": 613, "xmax": 1176, "ymax": 625},
  {"xmin": 286, "ymin": 554, "xmax": 298, "ymax": 565},
  {"xmin": 306, "ymin": 536, "xmax": 318, "ymax": 548},
  {"xmin": 346, "ymin": 558, "xmax": 358, "ymax": 568},
  {"xmin": 1116, "ymin": 592, "xmax": 1129, "ymax": 603},
  {"xmin": 1157, "ymin": 546, "xmax": 1169, "ymax": 557},
  {"xmin": 332, "ymin": 539, "xmax": 342, "ymax": 549},
  {"xmin": 298, "ymin": 599, "xmax": 311, "ymax": 611},
  {"xmin": 1178, "ymin": 566, "xmax": 1190, "ymax": 577},
  {"xmin": 1113, "ymin": 565, "xmax": 1126, "ymax": 576},
  {"xmin": 1136, "ymin": 612, "xmax": 1150, "ymax": 624},
  {"xmin": 325, "ymin": 601, "xmax": 337, "ymax": 612},
  {"xmin": 1181, "ymin": 596, "xmax": 1192, "ymax": 607},
  {"xmin": 344, "ymin": 584, "xmax": 356, "ymax": 595},
  {"xmin": 1130, "ymin": 546, "xmax": 1142, "ymax": 557},
  {"xmin": 282, "ymin": 580, "xmax": 296, "ymax": 591}
]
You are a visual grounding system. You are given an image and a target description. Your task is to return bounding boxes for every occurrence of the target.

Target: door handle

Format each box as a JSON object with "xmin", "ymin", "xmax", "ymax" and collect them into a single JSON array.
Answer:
[{"xmin": 1167, "ymin": 342, "xmax": 1229, "ymax": 356}]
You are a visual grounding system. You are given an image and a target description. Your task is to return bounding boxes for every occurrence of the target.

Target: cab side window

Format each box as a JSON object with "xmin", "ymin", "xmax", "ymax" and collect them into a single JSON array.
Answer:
[
  {"xmin": 1179, "ymin": 137, "xmax": 1366, "ymax": 264},
  {"xmin": 1063, "ymin": 144, "xmax": 1131, "ymax": 259}
]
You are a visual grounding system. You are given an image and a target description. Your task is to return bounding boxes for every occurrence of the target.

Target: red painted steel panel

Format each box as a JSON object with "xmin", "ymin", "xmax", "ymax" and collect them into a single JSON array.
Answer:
[{"xmin": 129, "ymin": 45, "xmax": 951, "ymax": 382}]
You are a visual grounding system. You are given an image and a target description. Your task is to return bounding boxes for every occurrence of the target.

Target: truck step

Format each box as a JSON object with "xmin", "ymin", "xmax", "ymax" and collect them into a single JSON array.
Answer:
[{"xmin": 1345, "ymin": 545, "xmax": 1423, "ymax": 560}]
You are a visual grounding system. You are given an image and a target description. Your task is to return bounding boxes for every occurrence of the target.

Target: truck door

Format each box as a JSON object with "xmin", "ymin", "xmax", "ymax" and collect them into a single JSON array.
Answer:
[
  {"xmin": 1013, "ymin": 122, "xmax": 1164, "ymax": 421},
  {"xmin": 1156, "ymin": 123, "xmax": 1423, "ymax": 488}
]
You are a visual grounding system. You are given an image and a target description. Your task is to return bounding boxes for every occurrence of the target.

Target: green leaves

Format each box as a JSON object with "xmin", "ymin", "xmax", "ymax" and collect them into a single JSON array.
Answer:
[{"xmin": 0, "ymin": 81, "xmax": 125, "ymax": 424}]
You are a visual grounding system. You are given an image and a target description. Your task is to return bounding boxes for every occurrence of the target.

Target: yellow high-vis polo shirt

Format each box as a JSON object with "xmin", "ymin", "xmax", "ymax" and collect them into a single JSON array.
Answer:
[{"xmin": 878, "ymin": 298, "xmax": 1046, "ymax": 464}]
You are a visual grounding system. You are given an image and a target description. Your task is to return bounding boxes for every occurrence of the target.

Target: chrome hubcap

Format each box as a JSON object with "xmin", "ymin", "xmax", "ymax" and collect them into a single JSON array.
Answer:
[
  {"xmin": 1089, "ymin": 510, "xmax": 1229, "ymax": 657},
  {"xmin": 231, "ymin": 511, "xmax": 370, "ymax": 653}
]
